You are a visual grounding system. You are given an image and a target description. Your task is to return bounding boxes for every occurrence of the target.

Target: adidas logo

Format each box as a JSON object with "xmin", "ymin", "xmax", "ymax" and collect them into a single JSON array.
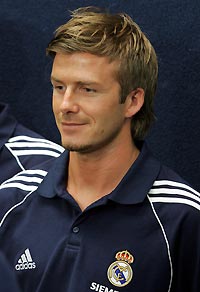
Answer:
[{"xmin": 15, "ymin": 248, "xmax": 36, "ymax": 271}]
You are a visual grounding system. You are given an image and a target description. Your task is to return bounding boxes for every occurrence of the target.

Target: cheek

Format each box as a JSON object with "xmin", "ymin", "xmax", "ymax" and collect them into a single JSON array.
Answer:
[
  {"xmin": 52, "ymin": 95, "xmax": 60, "ymax": 115},
  {"xmin": 92, "ymin": 110, "xmax": 113, "ymax": 132}
]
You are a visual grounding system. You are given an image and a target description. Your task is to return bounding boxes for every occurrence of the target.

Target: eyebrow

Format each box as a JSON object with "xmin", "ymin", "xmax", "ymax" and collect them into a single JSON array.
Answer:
[
  {"xmin": 77, "ymin": 81, "xmax": 99, "ymax": 86},
  {"xmin": 51, "ymin": 76, "xmax": 63, "ymax": 83},
  {"xmin": 51, "ymin": 76, "xmax": 100, "ymax": 86}
]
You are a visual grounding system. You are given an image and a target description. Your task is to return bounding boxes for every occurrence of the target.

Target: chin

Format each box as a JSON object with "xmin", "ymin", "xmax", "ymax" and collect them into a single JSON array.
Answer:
[{"xmin": 62, "ymin": 141, "xmax": 93, "ymax": 153}]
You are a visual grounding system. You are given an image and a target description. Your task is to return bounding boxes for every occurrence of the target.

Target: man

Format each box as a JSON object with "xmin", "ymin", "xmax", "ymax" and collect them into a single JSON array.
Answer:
[
  {"xmin": 0, "ymin": 102, "xmax": 64, "ymax": 184},
  {"xmin": 0, "ymin": 7, "xmax": 199, "ymax": 292}
]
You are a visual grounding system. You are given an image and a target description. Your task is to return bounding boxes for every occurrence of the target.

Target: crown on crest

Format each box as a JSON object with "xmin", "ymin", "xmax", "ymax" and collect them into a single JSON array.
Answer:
[{"xmin": 115, "ymin": 250, "xmax": 134, "ymax": 264}]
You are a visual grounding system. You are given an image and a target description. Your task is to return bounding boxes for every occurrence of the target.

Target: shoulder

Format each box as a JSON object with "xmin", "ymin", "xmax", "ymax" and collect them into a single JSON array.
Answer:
[
  {"xmin": 147, "ymin": 165, "xmax": 200, "ymax": 240},
  {"xmin": 148, "ymin": 164, "xmax": 200, "ymax": 211},
  {"xmin": 2, "ymin": 132, "xmax": 64, "ymax": 179},
  {"xmin": 1, "ymin": 105, "xmax": 64, "ymax": 179},
  {"xmin": 5, "ymin": 132, "xmax": 64, "ymax": 158}
]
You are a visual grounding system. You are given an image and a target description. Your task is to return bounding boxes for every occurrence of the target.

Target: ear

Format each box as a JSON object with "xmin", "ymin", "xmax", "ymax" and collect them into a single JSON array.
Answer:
[{"xmin": 124, "ymin": 88, "xmax": 145, "ymax": 118}]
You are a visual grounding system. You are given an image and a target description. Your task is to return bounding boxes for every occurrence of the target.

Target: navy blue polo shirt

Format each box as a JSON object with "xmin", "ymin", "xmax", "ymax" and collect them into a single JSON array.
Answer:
[
  {"xmin": 0, "ymin": 102, "xmax": 64, "ymax": 184},
  {"xmin": 0, "ymin": 252, "xmax": 20, "ymax": 292},
  {"xmin": 0, "ymin": 143, "xmax": 199, "ymax": 292}
]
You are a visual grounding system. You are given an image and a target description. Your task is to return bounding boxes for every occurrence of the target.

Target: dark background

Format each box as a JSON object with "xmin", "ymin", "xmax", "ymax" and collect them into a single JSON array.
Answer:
[{"xmin": 0, "ymin": 0, "xmax": 199, "ymax": 191}]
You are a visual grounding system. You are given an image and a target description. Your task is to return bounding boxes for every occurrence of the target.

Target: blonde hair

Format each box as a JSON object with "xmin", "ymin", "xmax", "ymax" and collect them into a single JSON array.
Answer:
[{"xmin": 47, "ymin": 7, "xmax": 158, "ymax": 140}]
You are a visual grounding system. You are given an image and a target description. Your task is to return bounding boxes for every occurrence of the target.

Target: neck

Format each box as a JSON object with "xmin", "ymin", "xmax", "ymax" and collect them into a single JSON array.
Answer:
[{"xmin": 67, "ymin": 139, "xmax": 139, "ymax": 211}]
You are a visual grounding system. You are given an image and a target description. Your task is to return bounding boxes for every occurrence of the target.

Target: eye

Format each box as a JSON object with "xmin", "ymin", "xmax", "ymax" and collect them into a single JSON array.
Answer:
[
  {"xmin": 82, "ymin": 87, "xmax": 96, "ymax": 93},
  {"xmin": 52, "ymin": 85, "xmax": 65, "ymax": 92},
  {"xmin": 55, "ymin": 85, "xmax": 63, "ymax": 90}
]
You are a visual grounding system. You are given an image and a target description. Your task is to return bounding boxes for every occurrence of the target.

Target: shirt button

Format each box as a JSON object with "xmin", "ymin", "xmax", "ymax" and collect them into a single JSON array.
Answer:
[{"xmin": 72, "ymin": 226, "xmax": 80, "ymax": 233}]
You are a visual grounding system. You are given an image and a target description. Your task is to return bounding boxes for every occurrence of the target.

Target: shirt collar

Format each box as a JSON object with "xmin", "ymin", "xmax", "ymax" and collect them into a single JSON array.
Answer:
[
  {"xmin": 0, "ymin": 102, "xmax": 17, "ymax": 149},
  {"xmin": 108, "ymin": 142, "xmax": 161, "ymax": 204},
  {"xmin": 37, "ymin": 150, "xmax": 69, "ymax": 198},
  {"xmin": 38, "ymin": 142, "xmax": 161, "ymax": 205}
]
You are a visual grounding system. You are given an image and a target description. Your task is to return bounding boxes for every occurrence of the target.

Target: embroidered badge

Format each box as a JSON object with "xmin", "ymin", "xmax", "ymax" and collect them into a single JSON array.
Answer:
[{"xmin": 107, "ymin": 250, "xmax": 134, "ymax": 287}]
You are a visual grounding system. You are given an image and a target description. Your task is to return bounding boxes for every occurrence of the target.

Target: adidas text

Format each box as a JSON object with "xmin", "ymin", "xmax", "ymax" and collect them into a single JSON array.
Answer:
[{"xmin": 15, "ymin": 262, "xmax": 36, "ymax": 270}]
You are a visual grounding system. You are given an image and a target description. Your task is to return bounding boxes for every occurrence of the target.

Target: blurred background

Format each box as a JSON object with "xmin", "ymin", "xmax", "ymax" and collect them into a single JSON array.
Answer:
[{"xmin": 0, "ymin": 0, "xmax": 199, "ymax": 190}]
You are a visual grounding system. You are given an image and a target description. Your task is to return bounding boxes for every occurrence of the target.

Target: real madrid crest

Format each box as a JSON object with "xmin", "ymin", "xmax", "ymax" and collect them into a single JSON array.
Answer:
[{"xmin": 107, "ymin": 250, "xmax": 134, "ymax": 287}]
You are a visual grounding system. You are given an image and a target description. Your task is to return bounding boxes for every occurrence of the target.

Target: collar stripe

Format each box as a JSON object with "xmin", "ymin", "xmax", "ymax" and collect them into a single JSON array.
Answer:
[
  {"xmin": 149, "ymin": 188, "xmax": 200, "ymax": 204},
  {"xmin": 152, "ymin": 180, "xmax": 199, "ymax": 196},
  {"xmin": 5, "ymin": 148, "xmax": 62, "ymax": 157},
  {"xmin": 0, "ymin": 169, "xmax": 48, "ymax": 191},
  {"xmin": 6, "ymin": 141, "xmax": 63, "ymax": 152},
  {"xmin": 149, "ymin": 197, "xmax": 200, "ymax": 211},
  {"xmin": 8, "ymin": 135, "xmax": 64, "ymax": 151},
  {"xmin": 0, "ymin": 183, "xmax": 39, "ymax": 192},
  {"xmin": 2, "ymin": 175, "xmax": 43, "ymax": 185}
]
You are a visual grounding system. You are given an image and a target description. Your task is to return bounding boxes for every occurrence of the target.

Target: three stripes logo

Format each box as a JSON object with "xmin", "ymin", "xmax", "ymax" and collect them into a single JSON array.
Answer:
[{"xmin": 15, "ymin": 248, "xmax": 36, "ymax": 271}]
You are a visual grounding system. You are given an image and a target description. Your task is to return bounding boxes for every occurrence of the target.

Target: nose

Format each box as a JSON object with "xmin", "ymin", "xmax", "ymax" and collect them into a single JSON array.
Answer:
[{"xmin": 60, "ymin": 88, "xmax": 79, "ymax": 114}]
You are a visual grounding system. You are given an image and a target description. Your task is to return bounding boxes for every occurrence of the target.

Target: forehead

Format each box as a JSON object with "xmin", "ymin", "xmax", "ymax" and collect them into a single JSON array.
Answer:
[{"xmin": 51, "ymin": 52, "xmax": 120, "ymax": 83}]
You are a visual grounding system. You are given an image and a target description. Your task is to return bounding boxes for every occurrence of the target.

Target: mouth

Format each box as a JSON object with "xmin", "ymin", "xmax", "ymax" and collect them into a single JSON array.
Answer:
[
  {"xmin": 61, "ymin": 122, "xmax": 86, "ymax": 126},
  {"xmin": 60, "ymin": 121, "xmax": 87, "ymax": 131}
]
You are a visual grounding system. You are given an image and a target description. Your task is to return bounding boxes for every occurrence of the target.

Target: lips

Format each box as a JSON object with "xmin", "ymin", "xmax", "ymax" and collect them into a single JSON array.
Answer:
[
  {"xmin": 60, "ymin": 121, "xmax": 87, "ymax": 132},
  {"xmin": 61, "ymin": 122, "xmax": 85, "ymax": 126},
  {"xmin": 57, "ymin": 115, "xmax": 88, "ymax": 131}
]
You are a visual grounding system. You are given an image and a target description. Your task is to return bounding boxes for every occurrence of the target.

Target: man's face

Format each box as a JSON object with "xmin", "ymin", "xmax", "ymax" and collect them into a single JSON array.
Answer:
[{"xmin": 51, "ymin": 52, "xmax": 131, "ymax": 153}]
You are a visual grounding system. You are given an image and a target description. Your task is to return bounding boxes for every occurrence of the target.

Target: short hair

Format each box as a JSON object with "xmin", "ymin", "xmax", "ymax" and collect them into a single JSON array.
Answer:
[{"xmin": 47, "ymin": 6, "xmax": 158, "ymax": 140}]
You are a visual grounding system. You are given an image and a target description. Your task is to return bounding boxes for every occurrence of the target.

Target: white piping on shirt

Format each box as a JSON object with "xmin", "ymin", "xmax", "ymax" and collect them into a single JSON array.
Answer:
[
  {"xmin": 147, "ymin": 195, "xmax": 173, "ymax": 292},
  {"xmin": 0, "ymin": 191, "xmax": 34, "ymax": 228}
]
